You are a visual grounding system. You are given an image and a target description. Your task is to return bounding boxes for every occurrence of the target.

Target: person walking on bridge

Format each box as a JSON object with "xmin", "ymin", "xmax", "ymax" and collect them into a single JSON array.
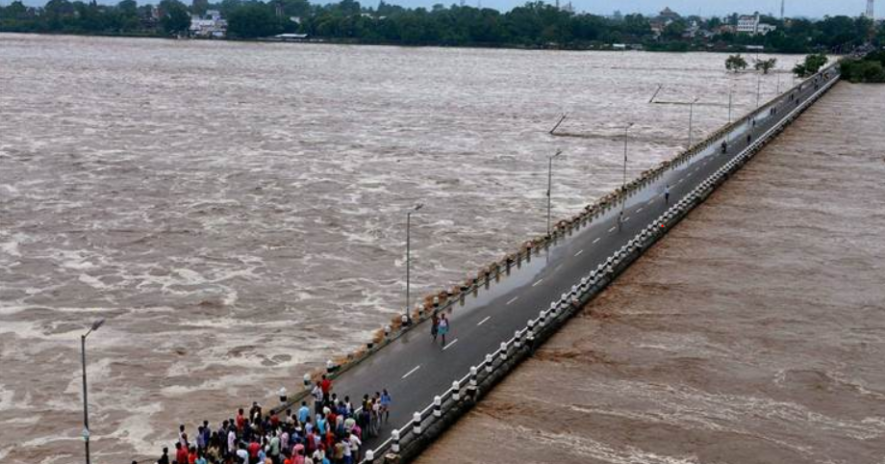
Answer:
[
  {"xmin": 430, "ymin": 313, "xmax": 439, "ymax": 343},
  {"xmin": 438, "ymin": 313, "xmax": 450, "ymax": 346},
  {"xmin": 664, "ymin": 185, "xmax": 670, "ymax": 205}
]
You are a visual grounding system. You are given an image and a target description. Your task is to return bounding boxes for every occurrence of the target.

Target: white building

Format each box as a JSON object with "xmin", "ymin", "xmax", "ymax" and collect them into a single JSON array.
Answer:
[
  {"xmin": 190, "ymin": 10, "xmax": 227, "ymax": 38},
  {"xmin": 737, "ymin": 14, "xmax": 776, "ymax": 36}
]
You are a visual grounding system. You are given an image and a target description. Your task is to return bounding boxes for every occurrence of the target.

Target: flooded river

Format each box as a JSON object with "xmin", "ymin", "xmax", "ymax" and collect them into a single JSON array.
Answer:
[
  {"xmin": 415, "ymin": 82, "xmax": 885, "ymax": 464},
  {"xmin": 0, "ymin": 33, "xmax": 804, "ymax": 463}
]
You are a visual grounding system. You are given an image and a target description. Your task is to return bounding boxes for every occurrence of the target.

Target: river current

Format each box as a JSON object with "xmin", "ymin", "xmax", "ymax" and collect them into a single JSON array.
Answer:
[{"xmin": 0, "ymin": 33, "xmax": 802, "ymax": 463}]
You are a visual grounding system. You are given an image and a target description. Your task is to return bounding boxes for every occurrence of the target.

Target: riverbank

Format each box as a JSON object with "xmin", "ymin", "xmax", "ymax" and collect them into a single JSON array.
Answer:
[
  {"xmin": 414, "ymin": 81, "xmax": 885, "ymax": 464},
  {"xmin": 0, "ymin": 29, "xmax": 830, "ymax": 54}
]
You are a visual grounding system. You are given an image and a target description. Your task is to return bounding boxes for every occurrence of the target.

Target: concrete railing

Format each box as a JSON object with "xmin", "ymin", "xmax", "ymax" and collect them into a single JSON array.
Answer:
[{"xmin": 357, "ymin": 65, "xmax": 841, "ymax": 464}]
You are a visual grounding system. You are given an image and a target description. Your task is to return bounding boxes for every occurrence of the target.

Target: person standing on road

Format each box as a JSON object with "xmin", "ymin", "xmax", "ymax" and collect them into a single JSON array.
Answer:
[
  {"xmin": 617, "ymin": 210, "xmax": 624, "ymax": 231},
  {"xmin": 312, "ymin": 382, "xmax": 324, "ymax": 415},
  {"xmin": 430, "ymin": 313, "xmax": 439, "ymax": 342},
  {"xmin": 438, "ymin": 313, "xmax": 450, "ymax": 346},
  {"xmin": 664, "ymin": 185, "xmax": 670, "ymax": 205},
  {"xmin": 380, "ymin": 389, "xmax": 392, "ymax": 424}
]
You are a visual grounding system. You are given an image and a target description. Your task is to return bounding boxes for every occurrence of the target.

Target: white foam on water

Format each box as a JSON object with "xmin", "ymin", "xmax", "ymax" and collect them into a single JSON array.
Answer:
[{"xmin": 102, "ymin": 401, "xmax": 164, "ymax": 456}]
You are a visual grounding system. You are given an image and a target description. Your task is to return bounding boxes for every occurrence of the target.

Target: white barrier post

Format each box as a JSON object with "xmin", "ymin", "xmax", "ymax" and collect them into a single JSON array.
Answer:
[
  {"xmin": 452, "ymin": 380, "xmax": 461, "ymax": 401},
  {"xmin": 391, "ymin": 429, "xmax": 400, "ymax": 453},
  {"xmin": 412, "ymin": 412, "xmax": 422, "ymax": 435}
]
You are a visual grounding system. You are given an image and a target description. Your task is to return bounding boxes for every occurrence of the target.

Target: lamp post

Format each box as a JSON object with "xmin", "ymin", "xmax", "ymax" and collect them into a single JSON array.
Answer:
[
  {"xmin": 81, "ymin": 318, "xmax": 105, "ymax": 464},
  {"xmin": 405, "ymin": 203, "xmax": 423, "ymax": 325},
  {"xmin": 622, "ymin": 123, "xmax": 634, "ymax": 193},
  {"xmin": 688, "ymin": 97, "xmax": 700, "ymax": 148},
  {"xmin": 546, "ymin": 150, "xmax": 563, "ymax": 237},
  {"xmin": 756, "ymin": 72, "xmax": 762, "ymax": 108},
  {"xmin": 728, "ymin": 87, "xmax": 733, "ymax": 124}
]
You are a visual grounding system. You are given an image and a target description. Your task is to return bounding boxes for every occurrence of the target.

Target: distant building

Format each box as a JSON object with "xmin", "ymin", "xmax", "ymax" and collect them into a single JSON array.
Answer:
[
  {"xmin": 737, "ymin": 13, "xmax": 777, "ymax": 36},
  {"xmin": 682, "ymin": 20, "xmax": 700, "ymax": 39},
  {"xmin": 649, "ymin": 7, "xmax": 681, "ymax": 39},
  {"xmin": 190, "ymin": 9, "xmax": 227, "ymax": 38},
  {"xmin": 650, "ymin": 20, "xmax": 667, "ymax": 38},
  {"xmin": 658, "ymin": 7, "xmax": 681, "ymax": 21}
]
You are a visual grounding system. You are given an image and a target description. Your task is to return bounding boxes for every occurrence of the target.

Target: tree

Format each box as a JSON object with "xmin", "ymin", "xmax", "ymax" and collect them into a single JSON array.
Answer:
[
  {"xmin": 793, "ymin": 53, "xmax": 828, "ymax": 77},
  {"xmin": 755, "ymin": 57, "xmax": 777, "ymax": 74},
  {"xmin": 725, "ymin": 54, "xmax": 748, "ymax": 73},
  {"xmin": 662, "ymin": 19, "xmax": 686, "ymax": 40},
  {"xmin": 227, "ymin": 2, "xmax": 282, "ymax": 38},
  {"xmin": 159, "ymin": 0, "xmax": 190, "ymax": 35},
  {"xmin": 191, "ymin": 0, "xmax": 209, "ymax": 16}
]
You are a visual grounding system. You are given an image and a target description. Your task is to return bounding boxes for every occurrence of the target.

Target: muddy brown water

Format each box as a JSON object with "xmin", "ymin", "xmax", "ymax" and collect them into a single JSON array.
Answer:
[
  {"xmin": 414, "ymin": 82, "xmax": 885, "ymax": 464},
  {"xmin": 0, "ymin": 33, "xmax": 810, "ymax": 463}
]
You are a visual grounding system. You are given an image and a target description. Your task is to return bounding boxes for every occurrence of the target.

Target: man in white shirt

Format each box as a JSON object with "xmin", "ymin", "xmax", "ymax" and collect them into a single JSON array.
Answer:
[{"xmin": 227, "ymin": 428, "xmax": 237, "ymax": 457}]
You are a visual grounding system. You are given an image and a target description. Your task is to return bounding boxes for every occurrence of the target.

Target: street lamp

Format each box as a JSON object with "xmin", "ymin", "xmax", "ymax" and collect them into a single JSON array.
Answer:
[
  {"xmin": 727, "ymin": 87, "xmax": 733, "ymax": 124},
  {"xmin": 688, "ymin": 97, "xmax": 700, "ymax": 148},
  {"xmin": 81, "ymin": 318, "xmax": 105, "ymax": 464},
  {"xmin": 546, "ymin": 150, "xmax": 563, "ymax": 238},
  {"xmin": 622, "ymin": 122, "xmax": 634, "ymax": 193},
  {"xmin": 405, "ymin": 203, "xmax": 423, "ymax": 325},
  {"xmin": 756, "ymin": 72, "xmax": 762, "ymax": 108}
]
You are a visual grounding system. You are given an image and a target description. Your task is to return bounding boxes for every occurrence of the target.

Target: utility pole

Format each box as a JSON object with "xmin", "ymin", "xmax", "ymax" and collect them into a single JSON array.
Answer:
[
  {"xmin": 688, "ymin": 97, "xmax": 700, "ymax": 147},
  {"xmin": 546, "ymin": 150, "xmax": 563, "ymax": 237},
  {"xmin": 756, "ymin": 72, "xmax": 762, "ymax": 108},
  {"xmin": 405, "ymin": 204, "xmax": 423, "ymax": 325},
  {"xmin": 622, "ymin": 123, "xmax": 634, "ymax": 192},
  {"xmin": 780, "ymin": 0, "xmax": 785, "ymax": 19},
  {"xmin": 867, "ymin": 0, "xmax": 875, "ymax": 19},
  {"xmin": 81, "ymin": 319, "xmax": 105, "ymax": 464},
  {"xmin": 728, "ymin": 88, "xmax": 733, "ymax": 123}
]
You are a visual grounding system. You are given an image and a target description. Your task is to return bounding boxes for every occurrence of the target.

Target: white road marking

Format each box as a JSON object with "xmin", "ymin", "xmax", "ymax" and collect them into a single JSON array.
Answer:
[
  {"xmin": 636, "ymin": 207, "xmax": 644, "ymax": 213},
  {"xmin": 574, "ymin": 249, "xmax": 584, "ymax": 257},
  {"xmin": 443, "ymin": 339, "xmax": 459, "ymax": 351},
  {"xmin": 593, "ymin": 237, "xmax": 601, "ymax": 244},
  {"xmin": 506, "ymin": 296, "xmax": 519, "ymax": 305},
  {"xmin": 623, "ymin": 216, "xmax": 630, "ymax": 222},
  {"xmin": 677, "ymin": 179, "xmax": 684, "ymax": 184},
  {"xmin": 554, "ymin": 264, "xmax": 563, "ymax": 272},
  {"xmin": 608, "ymin": 226, "xmax": 617, "ymax": 233},
  {"xmin": 532, "ymin": 278, "xmax": 544, "ymax": 287},
  {"xmin": 477, "ymin": 316, "xmax": 491, "ymax": 326},
  {"xmin": 402, "ymin": 365, "xmax": 421, "ymax": 380}
]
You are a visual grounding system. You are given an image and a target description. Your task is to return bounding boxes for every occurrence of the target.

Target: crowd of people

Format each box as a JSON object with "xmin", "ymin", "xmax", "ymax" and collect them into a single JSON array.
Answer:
[{"xmin": 144, "ymin": 375, "xmax": 392, "ymax": 464}]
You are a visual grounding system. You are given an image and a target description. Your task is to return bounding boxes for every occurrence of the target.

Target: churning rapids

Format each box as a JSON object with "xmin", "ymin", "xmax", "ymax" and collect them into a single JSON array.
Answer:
[{"xmin": 0, "ymin": 33, "xmax": 803, "ymax": 463}]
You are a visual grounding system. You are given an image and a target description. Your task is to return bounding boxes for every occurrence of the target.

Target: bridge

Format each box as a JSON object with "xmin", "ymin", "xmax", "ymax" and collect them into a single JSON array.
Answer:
[{"xmin": 152, "ymin": 63, "xmax": 842, "ymax": 464}]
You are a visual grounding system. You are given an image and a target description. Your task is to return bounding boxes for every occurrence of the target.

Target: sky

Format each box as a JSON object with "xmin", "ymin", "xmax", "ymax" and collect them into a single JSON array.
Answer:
[{"xmin": 6, "ymin": 0, "xmax": 878, "ymax": 19}]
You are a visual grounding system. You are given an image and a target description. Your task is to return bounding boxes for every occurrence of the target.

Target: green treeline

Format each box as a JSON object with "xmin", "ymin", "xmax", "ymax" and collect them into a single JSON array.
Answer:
[
  {"xmin": 841, "ymin": 51, "xmax": 885, "ymax": 82},
  {"xmin": 1, "ymin": 0, "xmax": 884, "ymax": 52}
]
